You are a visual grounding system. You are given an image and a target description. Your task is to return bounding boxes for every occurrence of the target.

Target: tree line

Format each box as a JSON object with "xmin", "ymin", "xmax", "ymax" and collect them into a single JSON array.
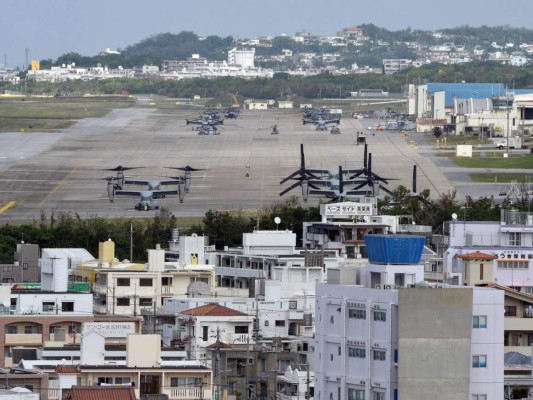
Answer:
[{"xmin": 0, "ymin": 191, "xmax": 530, "ymax": 264}]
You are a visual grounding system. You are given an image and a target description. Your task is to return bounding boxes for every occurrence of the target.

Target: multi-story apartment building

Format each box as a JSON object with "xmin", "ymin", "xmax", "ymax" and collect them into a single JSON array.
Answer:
[
  {"xmin": 315, "ymin": 235, "xmax": 504, "ymax": 400},
  {"xmin": 27, "ymin": 333, "xmax": 212, "ymax": 400}
]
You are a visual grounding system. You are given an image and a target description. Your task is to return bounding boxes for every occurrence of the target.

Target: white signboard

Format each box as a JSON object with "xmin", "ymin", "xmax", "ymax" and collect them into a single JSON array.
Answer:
[
  {"xmin": 323, "ymin": 203, "xmax": 373, "ymax": 217},
  {"xmin": 456, "ymin": 144, "xmax": 472, "ymax": 158},
  {"xmin": 82, "ymin": 322, "xmax": 135, "ymax": 338}
]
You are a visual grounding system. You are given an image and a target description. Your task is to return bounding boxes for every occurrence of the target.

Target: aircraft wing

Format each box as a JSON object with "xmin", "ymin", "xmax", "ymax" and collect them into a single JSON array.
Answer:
[
  {"xmin": 151, "ymin": 189, "xmax": 179, "ymax": 199},
  {"xmin": 124, "ymin": 179, "xmax": 151, "ymax": 186},
  {"xmin": 114, "ymin": 190, "xmax": 145, "ymax": 197},
  {"xmin": 309, "ymin": 189, "xmax": 336, "ymax": 196},
  {"xmin": 159, "ymin": 180, "xmax": 181, "ymax": 186}
]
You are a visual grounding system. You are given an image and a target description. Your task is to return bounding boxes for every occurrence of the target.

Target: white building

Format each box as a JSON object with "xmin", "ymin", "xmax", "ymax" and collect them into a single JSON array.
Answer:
[
  {"xmin": 315, "ymin": 235, "xmax": 504, "ymax": 400},
  {"xmin": 228, "ymin": 48, "xmax": 255, "ymax": 69}
]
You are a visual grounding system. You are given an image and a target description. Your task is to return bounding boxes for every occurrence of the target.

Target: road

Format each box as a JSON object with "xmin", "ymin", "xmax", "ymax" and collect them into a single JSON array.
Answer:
[{"xmin": 0, "ymin": 107, "xmax": 505, "ymax": 223}]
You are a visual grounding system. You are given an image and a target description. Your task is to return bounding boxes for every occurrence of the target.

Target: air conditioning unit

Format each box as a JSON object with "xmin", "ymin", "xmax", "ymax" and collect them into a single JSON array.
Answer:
[
  {"xmin": 359, "ymin": 380, "xmax": 365, "ymax": 386},
  {"xmin": 384, "ymin": 284, "xmax": 393, "ymax": 290},
  {"xmin": 336, "ymin": 377, "xmax": 341, "ymax": 382},
  {"xmin": 374, "ymin": 285, "xmax": 381, "ymax": 289},
  {"xmin": 407, "ymin": 284, "xmax": 416, "ymax": 288}
]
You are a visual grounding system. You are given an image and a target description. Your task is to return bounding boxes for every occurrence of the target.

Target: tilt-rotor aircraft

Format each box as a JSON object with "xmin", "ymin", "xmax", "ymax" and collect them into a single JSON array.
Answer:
[
  {"xmin": 279, "ymin": 144, "xmax": 395, "ymax": 202},
  {"xmin": 103, "ymin": 165, "xmax": 200, "ymax": 210},
  {"xmin": 303, "ymin": 115, "xmax": 341, "ymax": 131}
]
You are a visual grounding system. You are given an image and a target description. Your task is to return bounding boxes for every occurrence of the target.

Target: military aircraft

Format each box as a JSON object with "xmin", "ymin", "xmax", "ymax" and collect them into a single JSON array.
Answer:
[
  {"xmin": 303, "ymin": 115, "xmax": 341, "ymax": 131},
  {"xmin": 348, "ymin": 145, "xmax": 396, "ymax": 197},
  {"xmin": 224, "ymin": 107, "xmax": 241, "ymax": 119},
  {"xmin": 279, "ymin": 143, "xmax": 396, "ymax": 201},
  {"xmin": 102, "ymin": 165, "xmax": 144, "ymax": 189},
  {"xmin": 113, "ymin": 188, "xmax": 180, "ymax": 211},
  {"xmin": 186, "ymin": 113, "xmax": 224, "ymax": 135},
  {"xmin": 165, "ymin": 165, "xmax": 206, "ymax": 193},
  {"xmin": 279, "ymin": 144, "xmax": 369, "ymax": 202}
]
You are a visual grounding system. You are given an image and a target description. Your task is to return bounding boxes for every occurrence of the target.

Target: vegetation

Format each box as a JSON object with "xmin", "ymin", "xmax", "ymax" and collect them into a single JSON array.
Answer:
[
  {"xmin": 0, "ymin": 96, "xmax": 133, "ymax": 132},
  {"xmin": 450, "ymin": 154, "xmax": 533, "ymax": 168},
  {"xmin": 1, "ymin": 190, "xmax": 531, "ymax": 263}
]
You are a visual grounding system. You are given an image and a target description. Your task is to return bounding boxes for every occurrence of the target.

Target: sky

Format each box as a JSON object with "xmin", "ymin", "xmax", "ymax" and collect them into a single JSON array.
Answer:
[{"xmin": 1, "ymin": 0, "xmax": 532, "ymax": 69}]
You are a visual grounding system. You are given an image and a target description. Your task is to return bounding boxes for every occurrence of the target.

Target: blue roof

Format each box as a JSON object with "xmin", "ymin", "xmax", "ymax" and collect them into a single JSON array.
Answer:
[
  {"xmin": 426, "ymin": 83, "xmax": 506, "ymax": 107},
  {"xmin": 364, "ymin": 235, "xmax": 425, "ymax": 264}
]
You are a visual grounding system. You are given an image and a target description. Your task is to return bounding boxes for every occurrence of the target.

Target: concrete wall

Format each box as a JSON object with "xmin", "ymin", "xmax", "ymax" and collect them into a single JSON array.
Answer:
[{"xmin": 398, "ymin": 288, "xmax": 473, "ymax": 400}]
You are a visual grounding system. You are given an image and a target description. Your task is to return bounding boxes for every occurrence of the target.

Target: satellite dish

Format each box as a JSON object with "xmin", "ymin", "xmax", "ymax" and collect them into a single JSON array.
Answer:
[
  {"xmin": 451, "ymin": 213, "xmax": 458, "ymax": 220},
  {"xmin": 274, "ymin": 217, "xmax": 281, "ymax": 230}
]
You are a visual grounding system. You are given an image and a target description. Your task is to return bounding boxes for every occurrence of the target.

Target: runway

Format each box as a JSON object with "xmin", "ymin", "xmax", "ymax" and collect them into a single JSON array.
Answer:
[{"xmin": 0, "ymin": 107, "xmax": 457, "ymax": 222}]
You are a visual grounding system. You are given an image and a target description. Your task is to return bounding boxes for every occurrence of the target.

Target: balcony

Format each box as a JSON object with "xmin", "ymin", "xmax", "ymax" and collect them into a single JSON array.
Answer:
[
  {"xmin": 277, "ymin": 392, "xmax": 306, "ymax": 400},
  {"xmin": 397, "ymin": 224, "xmax": 432, "ymax": 234},
  {"xmin": 5, "ymin": 333, "xmax": 42, "ymax": 345},
  {"xmin": 162, "ymin": 387, "xmax": 211, "ymax": 399}
]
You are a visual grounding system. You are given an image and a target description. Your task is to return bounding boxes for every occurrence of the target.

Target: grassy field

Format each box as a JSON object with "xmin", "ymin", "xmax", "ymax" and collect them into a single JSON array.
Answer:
[
  {"xmin": 0, "ymin": 96, "xmax": 134, "ymax": 132},
  {"xmin": 429, "ymin": 135, "xmax": 484, "ymax": 147},
  {"xmin": 469, "ymin": 173, "xmax": 533, "ymax": 183},
  {"xmin": 451, "ymin": 154, "xmax": 533, "ymax": 168}
]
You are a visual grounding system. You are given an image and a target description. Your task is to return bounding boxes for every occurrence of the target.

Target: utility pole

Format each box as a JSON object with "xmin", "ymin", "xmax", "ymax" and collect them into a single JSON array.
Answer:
[
  {"xmin": 305, "ymin": 363, "xmax": 311, "ymax": 400},
  {"xmin": 152, "ymin": 297, "xmax": 157, "ymax": 334},
  {"xmin": 112, "ymin": 285, "xmax": 116, "ymax": 315},
  {"xmin": 245, "ymin": 335, "xmax": 250, "ymax": 400},
  {"xmin": 130, "ymin": 224, "xmax": 134, "ymax": 261}
]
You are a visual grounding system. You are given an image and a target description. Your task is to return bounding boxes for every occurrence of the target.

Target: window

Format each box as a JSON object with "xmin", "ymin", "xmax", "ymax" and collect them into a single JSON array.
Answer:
[
  {"xmin": 472, "ymin": 395, "xmax": 487, "ymax": 400},
  {"xmin": 289, "ymin": 300, "xmax": 297, "ymax": 309},
  {"xmin": 139, "ymin": 278, "xmax": 153, "ymax": 287},
  {"xmin": 373, "ymin": 392, "xmax": 385, "ymax": 400},
  {"xmin": 62, "ymin": 301, "xmax": 74, "ymax": 312},
  {"xmin": 162, "ymin": 277, "xmax": 173, "ymax": 286},
  {"xmin": 264, "ymin": 320, "xmax": 269, "ymax": 326},
  {"xmin": 509, "ymin": 232, "xmax": 522, "ymax": 246},
  {"xmin": 117, "ymin": 297, "xmax": 130, "ymax": 306},
  {"xmin": 349, "ymin": 309, "xmax": 366, "ymax": 319},
  {"xmin": 348, "ymin": 347, "xmax": 366, "ymax": 358},
  {"xmin": 472, "ymin": 355, "xmax": 487, "ymax": 368},
  {"xmin": 3, "ymin": 266, "xmax": 12, "ymax": 272},
  {"xmin": 275, "ymin": 320, "xmax": 285, "ymax": 327},
  {"xmin": 235, "ymin": 326, "xmax": 249, "ymax": 334},
  {"xmin": 139, "ymin": 298, "xmax": 152, "ymax": 307},
  {"xmin": 473, "ymin": 316, "xmax": 487, "ymax": 328},
  {"xmin": 498, "ymin": 261, "xmax": 528, "ymax": 269},
  {"xmin": 42, "ymin": 301, "xmax": 55, "ymax": 312},
  {"xmin": 479, "ymin": 263, "xmax": 484, "ymax": 280},
  {"xmin": 6, "ymin": 326, "xmax": 17, "ymax": 334},
  {"xmin": 116, "ymin": 278, "xmax": 130, "ymax": 286},
  {"xmin": 373, "ymin": 311, "xmax": 386, "ymax": 322},
  {"xmin": 24, "ymin": 325, "xmax": 41, "ymax": 334},
  {"xmin": 202, "ymin": 326, "xmax": 208, "ymax": 341},
  {"xmin": 348, "ymin": 388, "xmax": 365, "ymax": 400},
  {"xmin": 114, "ymin": 377, "xmax": 131, "ymax": 384},
  {"xmin": 373, "ymin": 350, "xmax": 386, "ymax": 361},
  {"xmin": 505, "ymin": 306, "xmax": 517, "ymax": 316},
  {"xmin": 170, "ymin": 377, "xmax": 187, "ymax": 387},
  {"xmin": 189, "ymin": 377, "xmax": 202, "ymax": 387}
]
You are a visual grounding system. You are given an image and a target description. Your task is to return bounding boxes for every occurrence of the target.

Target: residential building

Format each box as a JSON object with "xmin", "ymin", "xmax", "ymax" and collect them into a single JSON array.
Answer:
[
  {"xmin": 315, "ymin": 235, "xmax": 504, "ymax": 400},
  {"xmin": 228, "ymin": 48, "xmax": 255, "ymax": 69},
  {"xmin": 30, "ymin": 334, "xmax": 212, "ymax": 400}
]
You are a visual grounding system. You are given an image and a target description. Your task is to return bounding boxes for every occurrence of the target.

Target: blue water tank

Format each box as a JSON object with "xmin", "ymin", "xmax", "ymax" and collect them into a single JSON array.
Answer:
[{"xmin": 364, "ymin": 235, "xmax": 425, "ymax": 264}]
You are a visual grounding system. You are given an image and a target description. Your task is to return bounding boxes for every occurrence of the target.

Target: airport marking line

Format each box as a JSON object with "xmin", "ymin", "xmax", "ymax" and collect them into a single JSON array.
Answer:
[{"xmin": 0, "ymin": 201, "xmax": 16, "ymax": 214}]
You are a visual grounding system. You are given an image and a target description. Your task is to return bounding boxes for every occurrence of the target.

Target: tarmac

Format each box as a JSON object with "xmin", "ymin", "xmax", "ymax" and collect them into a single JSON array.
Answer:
[{"xmin": 0, "ymin": 107, "xmax": 518, "ymax": 223}]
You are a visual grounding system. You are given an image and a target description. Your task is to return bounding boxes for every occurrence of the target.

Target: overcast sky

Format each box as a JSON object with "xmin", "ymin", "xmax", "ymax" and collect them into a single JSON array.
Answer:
[{"xmin": 2, "ymin": 0, "xmax": 532, "ymax": 68}]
